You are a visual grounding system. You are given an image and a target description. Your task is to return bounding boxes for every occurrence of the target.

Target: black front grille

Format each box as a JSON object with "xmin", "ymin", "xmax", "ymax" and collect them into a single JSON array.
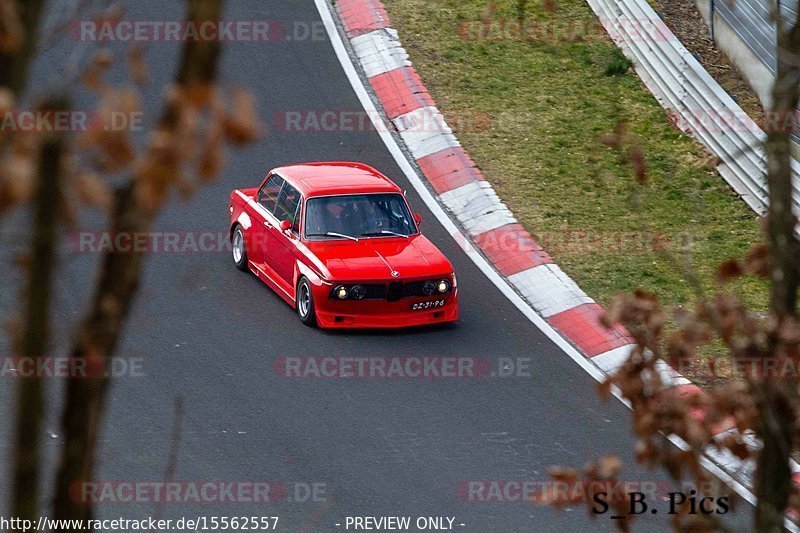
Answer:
[
  {"xmin": 387, "ymin": 281, "xmax": 403, "ymax": 302},
  {"xmin": 362, "ymin": 284, "xmax": 387, "ymax": 300},
  {"xmin": 330, "ymin": 279, "xmax": 449, "ymax": 301}
]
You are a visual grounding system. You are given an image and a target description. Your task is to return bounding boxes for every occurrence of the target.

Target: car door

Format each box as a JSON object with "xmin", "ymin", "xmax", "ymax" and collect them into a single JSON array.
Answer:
[
  {"xmin": 248, "ymin": 173, "xmax": 283, "ymax": 267},
  {"xmin": 269, "ymin": 181, "xmax": 303, "ymax": 288}
]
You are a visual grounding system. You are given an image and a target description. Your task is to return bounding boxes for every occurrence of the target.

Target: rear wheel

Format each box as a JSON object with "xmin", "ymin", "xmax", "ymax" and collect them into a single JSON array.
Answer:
[
  {"xmin": 296, "ymin": 277, "xmax": 317, "ymax": 327},
  {"xmin": 232, "ymin": 225, "xmax": 248, "ymax": 271}
]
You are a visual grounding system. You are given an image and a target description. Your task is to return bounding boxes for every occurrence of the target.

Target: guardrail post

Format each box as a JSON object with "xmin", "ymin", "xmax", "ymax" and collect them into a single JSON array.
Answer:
[{"xmin": 709, "ymin": 0, "xmax": 715, "ymax": 39}]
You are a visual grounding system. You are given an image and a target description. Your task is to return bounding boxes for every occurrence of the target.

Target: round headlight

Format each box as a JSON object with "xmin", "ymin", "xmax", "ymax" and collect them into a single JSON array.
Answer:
[
  {"xmin": 334, "ymin": 285, "xmax": 349, "ymax": 300},
  {"xmin": 422, "ymin": 280, "xmax": 436, "ymax": 296},
  {"xmin": 437, "ymin": 279, "xmax": 450, "ymax": 293},
  {"xmin": 350, "ymin": 285, "xmax": 366, "ymax": 300}
]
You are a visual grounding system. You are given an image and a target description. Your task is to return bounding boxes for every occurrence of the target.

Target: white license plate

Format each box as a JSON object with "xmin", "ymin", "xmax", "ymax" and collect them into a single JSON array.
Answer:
[{"xmin": 410, "ymin": 299, "xmax": 446, "ymax": 310}]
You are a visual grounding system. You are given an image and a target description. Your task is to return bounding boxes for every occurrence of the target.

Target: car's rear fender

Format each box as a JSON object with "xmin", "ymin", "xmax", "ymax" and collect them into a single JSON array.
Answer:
[{"xmin": 229, "ymin": 187, "xmax": 258, "ymax": 239}]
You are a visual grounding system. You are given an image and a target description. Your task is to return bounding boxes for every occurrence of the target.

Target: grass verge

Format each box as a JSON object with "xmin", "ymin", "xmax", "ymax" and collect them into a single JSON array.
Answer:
[{"xmin": 383, "ymin": 0, "xmax": 767, "ymax": 312}]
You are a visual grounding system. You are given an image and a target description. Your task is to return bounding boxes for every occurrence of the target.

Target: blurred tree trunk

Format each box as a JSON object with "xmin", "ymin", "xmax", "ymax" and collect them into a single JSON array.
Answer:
[
  {"xmin": 0, "ymin": 0, "xmax": 45, "ymax": 95},
  {"xmin": 4, "ymin": 0, "xmax": 53, "ymax": 527},
  {"xmin": 11, "ymin": 97, "xmax": 68, "ymax": 530},
  {"xmin": 765, "ymin": 14, "xmax": 800, "ymax": 319},
  {"xmin": 51, "ymin": 1, "xmax": 223, "ymax": 528},
  {"xmin": 755, "ymin": 7, "xmax": 800, "ymax": 532}
]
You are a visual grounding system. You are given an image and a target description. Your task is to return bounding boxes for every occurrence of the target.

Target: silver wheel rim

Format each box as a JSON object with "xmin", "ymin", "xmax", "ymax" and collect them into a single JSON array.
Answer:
[
  {"xmin": 298, "ymin": 283, "xmax": 310, "ymax": 318},
  {"xmin": 233, "ymin": 229, "xmax": 244, "ymax": 264}
]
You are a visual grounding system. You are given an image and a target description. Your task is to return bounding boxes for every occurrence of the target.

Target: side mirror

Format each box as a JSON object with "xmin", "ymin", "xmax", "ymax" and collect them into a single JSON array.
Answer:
[
  {"xmin": 280, "ymin": 220, "xmax": 292, "ymax": 232},
  {"xmin": 413, "ymin": 213, "xmax": 422, "ymax": 227}
]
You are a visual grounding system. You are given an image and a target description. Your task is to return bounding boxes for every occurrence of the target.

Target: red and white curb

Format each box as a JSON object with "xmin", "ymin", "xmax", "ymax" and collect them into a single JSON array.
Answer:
[
  {"xmin": 317, "ymin": 0, "xmax": 799, "ymax": 526},
  {"xmin": 333, "ymin": 0, "xmax": 692, "ymax": 411}
]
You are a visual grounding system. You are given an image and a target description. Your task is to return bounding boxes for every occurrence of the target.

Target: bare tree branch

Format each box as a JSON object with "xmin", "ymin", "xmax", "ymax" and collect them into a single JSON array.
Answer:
[
  {"xmin": 11, "ymin": 96, "xmax": 69, "ymax": 530},
  {"xmin": 51, "ymin": 1, "xmax": 224, "ymax": 528},
  {"xmin": 0, "ymin": 0, "xmax": 45, "ymax": 96},
  {"xmin": 754, "ymin": 5, "xmax": 800, "ymax": 531},
  {"xmin": 2, "ymin": 0, "xmax": 62, "ymax": 524}
]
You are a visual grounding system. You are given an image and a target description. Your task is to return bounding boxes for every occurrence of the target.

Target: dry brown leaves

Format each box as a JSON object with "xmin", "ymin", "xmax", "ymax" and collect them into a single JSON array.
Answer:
[
  {"xmin": 0, "ymin": 0, "xmax": 23, "ymax": 54},
  {"xmin": 0, "ymin": 132, "xmax": 36, "ymax": 213},
  {"xmin": 1, "ymin": 45, "xmax": 263, "ymax": 217},
  {"xmin": 549, "ymin": 236, "xmax": 800, "ymax": 529},
  {"xmin": 133, "ymin": 83, "xmax": 261, "ymax": 211}
]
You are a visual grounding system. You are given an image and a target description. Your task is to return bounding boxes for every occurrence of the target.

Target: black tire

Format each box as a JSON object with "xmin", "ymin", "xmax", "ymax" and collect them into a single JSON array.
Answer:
[
  {"xmin": 231, "ymin": 224, "xmax": 249, "ymax": 271},
  {"xmin": 296, "ymin": 277, "xmax": 317, "ymax": 327}
]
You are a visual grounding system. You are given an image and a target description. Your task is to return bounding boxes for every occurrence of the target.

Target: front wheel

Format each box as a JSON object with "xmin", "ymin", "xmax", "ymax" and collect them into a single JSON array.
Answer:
[
  {"xmin": 296, "ymin": 277, "xmax": 317, "ymax": 327},
  {"xmin": 232, "ymin": 225, "xmax": 249, "ymax": 271}
]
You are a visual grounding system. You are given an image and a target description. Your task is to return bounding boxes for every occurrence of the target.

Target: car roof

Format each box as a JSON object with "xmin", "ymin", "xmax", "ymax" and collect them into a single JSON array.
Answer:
[{"xmin": 271, "ymin": 162, "xmax": 402, "ymax": 198}]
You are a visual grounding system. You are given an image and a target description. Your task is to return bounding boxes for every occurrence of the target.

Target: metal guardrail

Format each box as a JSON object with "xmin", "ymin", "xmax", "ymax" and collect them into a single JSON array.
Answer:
[
  {"xmin": 710, "ymin": 0, "xmax": 800, "ymax": 149},
  {"xmin": 586, "ymin": 0, "xmax": 800, "ymax": 217},
  {"xmin": 711, "ymin": 0, "xmax": 799, "ymax": 75},
  {"xmin": 715, "ymin": 0, "xmax": 777, "ymax": 72}
]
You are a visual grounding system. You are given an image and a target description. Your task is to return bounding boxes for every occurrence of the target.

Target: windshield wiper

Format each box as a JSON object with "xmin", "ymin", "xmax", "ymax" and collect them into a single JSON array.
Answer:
[
  {"xmin": 361, "ymin": 230, "xmax": 409, "ymax": 239},
  {"xmin": 306, "ymin": 231, "xmax": 359, "ymax": 241}
]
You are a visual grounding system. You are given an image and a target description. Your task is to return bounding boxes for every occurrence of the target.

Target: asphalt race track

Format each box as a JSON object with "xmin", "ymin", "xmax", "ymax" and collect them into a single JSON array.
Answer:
[{"xmin": 0, "ymin": 1, "xmax": 753, "ymax": 531}]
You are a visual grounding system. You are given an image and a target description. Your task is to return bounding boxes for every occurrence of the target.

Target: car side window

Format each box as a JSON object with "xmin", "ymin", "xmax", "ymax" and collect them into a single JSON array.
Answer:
[
  {"xmin": 291, "ymin": 201, "xmax": 302, "ymax": 234},
  {"xmin": 274, "ymin": 182, "xmax": 302, "ymax": 233},
  {"xmin": 258, "ymin": 174, "xmax": 284, "ymax": 213}
]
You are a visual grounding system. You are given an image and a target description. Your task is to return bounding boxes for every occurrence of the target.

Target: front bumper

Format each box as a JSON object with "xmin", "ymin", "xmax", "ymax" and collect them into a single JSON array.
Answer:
[{"xmin": 312, "ymin": 285, "xmax": 459, "ymax": 329}]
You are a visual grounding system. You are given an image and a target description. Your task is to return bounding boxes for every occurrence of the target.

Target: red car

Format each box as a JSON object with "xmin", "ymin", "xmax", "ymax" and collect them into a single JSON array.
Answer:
[{"xmin": 228, "ymin": 162, "xmax": 458, "ymax": 328}]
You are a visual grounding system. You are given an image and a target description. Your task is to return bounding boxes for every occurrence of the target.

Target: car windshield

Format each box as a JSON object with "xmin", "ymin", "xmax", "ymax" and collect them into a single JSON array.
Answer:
[{"xmin": 304, "ymin": 193, "xmax": 417, "ymax": 240}]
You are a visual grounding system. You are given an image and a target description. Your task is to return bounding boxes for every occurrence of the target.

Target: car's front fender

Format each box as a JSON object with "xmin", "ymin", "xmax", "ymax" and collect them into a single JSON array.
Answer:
[{"xmin": 296, "ymin": 260, "xmax": 329, "ymax": 289}]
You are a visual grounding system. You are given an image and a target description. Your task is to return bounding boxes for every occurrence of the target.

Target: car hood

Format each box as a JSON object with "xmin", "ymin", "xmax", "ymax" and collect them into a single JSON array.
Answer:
[{"xmin": 304, "ymin": 235, "xmax": 453, "ymax": 281}]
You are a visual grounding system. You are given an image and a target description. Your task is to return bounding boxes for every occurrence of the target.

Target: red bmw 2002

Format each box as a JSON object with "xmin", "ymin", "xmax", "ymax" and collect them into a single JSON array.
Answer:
[{"xmin": 228, "ymin": 162, "xmax": 458, "ymax": 328}]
